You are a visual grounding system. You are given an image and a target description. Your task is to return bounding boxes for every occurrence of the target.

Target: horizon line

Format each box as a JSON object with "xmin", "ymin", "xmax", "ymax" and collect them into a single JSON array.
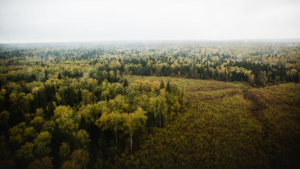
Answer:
[{"xmin": 1, "ymin": 38, "xmax": 300, "ymax": 44}]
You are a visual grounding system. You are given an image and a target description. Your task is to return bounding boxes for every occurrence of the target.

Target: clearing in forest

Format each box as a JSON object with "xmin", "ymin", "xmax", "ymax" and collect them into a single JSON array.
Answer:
[{"xmin": 122, "ymin": 75, "xmax": 300, "ymax": 169}]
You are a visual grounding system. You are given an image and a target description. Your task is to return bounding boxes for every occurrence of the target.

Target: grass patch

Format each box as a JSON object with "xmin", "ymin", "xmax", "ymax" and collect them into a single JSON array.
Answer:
[{"xmin": 119, "ymin": 76, "xmax": 300, "ymax": 169}]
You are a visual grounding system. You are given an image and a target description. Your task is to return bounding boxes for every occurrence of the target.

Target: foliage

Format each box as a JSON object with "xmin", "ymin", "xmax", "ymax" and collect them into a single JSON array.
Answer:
[{"xmin": 0, "ymin": 42, "xmax": 299, "ymax": 168}]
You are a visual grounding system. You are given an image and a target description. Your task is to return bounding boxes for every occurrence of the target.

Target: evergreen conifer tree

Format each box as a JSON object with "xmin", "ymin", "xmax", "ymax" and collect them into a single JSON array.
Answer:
[
  {"xmin": 159, "ymin": 81, "xmax": 165, "ymax": 89},
  {"xmin": 58, "ymin": 73, "xmax": 62, "ymax": 79},
  {"xmin": 77, "ymin": 89, "xmax": 82, "ymax": 104},
  {"xmin": 97, "ymin": 77, "xmax": 102, "ymax": 86},
  {"xmin": 166, "ymin": 82, "xmax": 170, "ymax": 93},
  {"xmin": 123, "ymin": 79, "xmax": 128, "ymax": 87}
]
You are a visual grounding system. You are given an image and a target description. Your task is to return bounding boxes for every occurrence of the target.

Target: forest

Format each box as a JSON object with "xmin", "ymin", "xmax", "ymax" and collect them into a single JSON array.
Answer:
[{"xmin": 0, "ymin": 41, "xmax": 299, "ymax": 169}]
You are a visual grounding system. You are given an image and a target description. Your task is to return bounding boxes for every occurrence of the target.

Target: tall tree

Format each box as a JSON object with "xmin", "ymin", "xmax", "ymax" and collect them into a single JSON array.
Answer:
[
  {"xmin": 58, "ymin": 73, "xmax": 62, "ymax": 79},
  {"xmin": 95, "ymin": 111, "xmax": 124, "ymax": 149},
  {"xmin": 97, "ymin": 77, "xmax": 102, "ymax": 86},
  {"xmin": 166, "ymin": 81, "xmax": 170, "ymax": 93},
  {"xmin": 124, "ymin": 107, "xmax": 147, "ymax": 153},
  {"xmin": 123, "ymin": 78, "xmax": 128, "ymax": 87},
  {"xmin": 159, "ymin": 81, "xmax": 165, "ymax": 90},
  {"xmin": 77, "ymin": 89, "xmax": 82, "ymax": 104}
]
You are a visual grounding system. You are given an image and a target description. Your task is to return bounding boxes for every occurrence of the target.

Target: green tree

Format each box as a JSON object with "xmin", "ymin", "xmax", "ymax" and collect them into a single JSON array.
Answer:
[
  {"xmin": 77, "ymin": 89, "xmax": 82, "ymax": 104},
  {"xmin": 30, "ymin": 116, "xmax": 45, "ymax": 132},
  {"xmin": 159, "ymin": 81, "xmax": 165, "ymax": 89},
  {"xmin": 9, "ymin": 122, "xmax": 26, "ymax": 146},
  {"xmin": 33, "ymin": 131, "xmax": 52, "ymax": 158},
  {"xmin": 53, "ymin": 106, "xmax": 78, "ymax": 138},
  {"xmin": 166, "ymin": 81, "xmax": 170, "ymax": 93},
  {"xmin": 58, "ymin": 73, "xmax": 62, "ymax": 79},
  {"xmin": 59, "ymin": 142, "xmax": 71, "ymax": 163},
  {"xmin": 97, "ymin": 77, "xmax": 102, "ymax": 86},
  {"xmin": 35, "ymin": 108, "xmax": 45, "ymax": 118},
  {"xmin": 114, "ymin": 84, "xmax": 124, "ymax": 95},
  {"xmin": 27, "ymin": 156, "xmax": 53, "ymax": 169},
  {"xmin": 61, "ymin": 149, "xmax": 89, "ymax": 169},
  {"xmin": 23, "ymin": 127, "xmax": 37, "ymax": 141},
  {"xmin": 16, "ymin": 142, "xmax": 35, "ymax": 163},
  {"xmin": 74, "ymin": 130, "xmax": 90, "ymax": 150},
  {"xmin": 123, "ymin": 78, "xmax": 128, "ymax": 87},
  {"xmin": 0, "ymin": 111, "xmax": 10, "ymax": 132},
  {"xmin": 46, "ymin": 102, "xmax": 55, "ymax": 119}
]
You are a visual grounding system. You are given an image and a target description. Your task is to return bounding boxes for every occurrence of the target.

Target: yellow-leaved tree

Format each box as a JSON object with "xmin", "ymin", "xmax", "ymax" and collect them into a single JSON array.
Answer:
[
  {"xmin": 95, "ymin": 110, "xmax": 125, "ymax": 149},
  {"xmin": 52, "ymin": 106, "xmax": 78, "ymax": 142},
  {"xmin": 61, "ymin": 149, "xmax": 89, "ymax": 169},
  {"xmin": 123, "ymin": 107, "xmax": 147, "ymax": 153}
]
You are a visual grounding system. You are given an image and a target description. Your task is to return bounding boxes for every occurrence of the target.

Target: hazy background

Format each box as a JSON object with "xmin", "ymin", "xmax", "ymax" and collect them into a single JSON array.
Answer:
[{"xmin": 1, "ymin": 0, "xmax": 300, "ymax": 43}]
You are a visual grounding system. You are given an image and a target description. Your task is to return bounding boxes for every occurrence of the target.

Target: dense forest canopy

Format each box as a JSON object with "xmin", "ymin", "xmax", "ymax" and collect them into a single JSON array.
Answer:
[
  {"xmin": 0, "ymin": 41, "xmax": 299, "ymax": 169},
  {"xmin": 1, "ymin": 41, "xmax": 300, "ymax": 87}
]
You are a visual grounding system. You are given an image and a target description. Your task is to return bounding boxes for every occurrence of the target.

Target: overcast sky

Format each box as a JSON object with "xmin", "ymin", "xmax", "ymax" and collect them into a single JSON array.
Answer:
[{"xmin": 0, "ymin": 0, "xmax": 300, "ymax": 43}]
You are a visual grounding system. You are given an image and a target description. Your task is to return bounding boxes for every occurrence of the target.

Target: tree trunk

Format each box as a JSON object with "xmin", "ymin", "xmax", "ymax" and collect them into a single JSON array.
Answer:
[
  {"xmin": 159, "ymin": 105, "xmax": 161, "ymax": 127},
  {"xmin": 130, "ymin": 128, "xmax": 132, "ymax": 153},
  {"xmin": 83, "ymin": 159, "xmax": 86, "ymax": 169},
  {"xmin": 82, "ymin": 151, "xmax": 86, "ymax": 169},
  {"xmin": 116, "ymin": 128, "xmax": 118, "ymax": 149},
  {"xmin": 165, "ymin": 102, "xmax": 168, "ymax": 122},
  {"xmin": 153, "ymin": 105, "xmax": 156, "ymax": 127}
]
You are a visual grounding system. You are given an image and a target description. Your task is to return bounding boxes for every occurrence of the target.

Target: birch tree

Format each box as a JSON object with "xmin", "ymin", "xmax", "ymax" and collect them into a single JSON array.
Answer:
[
  {"xmin": 149, "ymin": 98, "xmax": 157, "ymax": 127},
  {"xmin": 95, "ymin": 111, "xmax": 124, "ymax": 149},
  {"xmin": 124, "ymin": 107, "xmax": 147, "ymax": 153}
]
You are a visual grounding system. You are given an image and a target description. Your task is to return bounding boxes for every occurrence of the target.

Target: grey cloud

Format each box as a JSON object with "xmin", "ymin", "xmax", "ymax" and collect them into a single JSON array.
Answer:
[{"xmin": 0, "ymin": 0, "xmax": 300, "ymax": 43}]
